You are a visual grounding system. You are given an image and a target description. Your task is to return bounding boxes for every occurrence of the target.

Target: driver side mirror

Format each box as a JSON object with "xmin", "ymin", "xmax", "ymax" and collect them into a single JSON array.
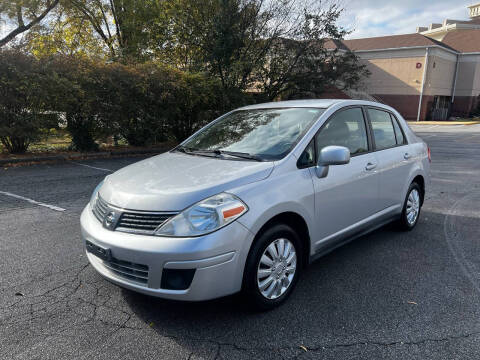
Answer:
[{"xmin": 315, "ymin": 146, "xmax": 350, "ymax": 178}]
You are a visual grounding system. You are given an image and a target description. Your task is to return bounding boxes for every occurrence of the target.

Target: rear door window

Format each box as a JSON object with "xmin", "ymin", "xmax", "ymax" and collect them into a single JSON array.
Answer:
[{"xmin": 367, "ymin": 108, "xmax": 397, "ymax": 150}]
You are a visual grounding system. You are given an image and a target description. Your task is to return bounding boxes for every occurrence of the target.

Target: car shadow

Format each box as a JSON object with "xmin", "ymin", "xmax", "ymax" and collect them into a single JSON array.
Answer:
[{"xmin": 121, "ymin": 209, "xmax": 451, "ymax": 357}]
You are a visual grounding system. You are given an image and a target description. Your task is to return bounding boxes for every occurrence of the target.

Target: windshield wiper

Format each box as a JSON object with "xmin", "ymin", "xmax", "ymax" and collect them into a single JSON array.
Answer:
[
  {"xmin": 174, "ymin": 146, "xmax": 262, "ymax": 161},
  {"xmin": 173, "ymin": 146, "xmax": 220, "ymax": 158},
  {"xmin": 213, "ymin": 149, "xmax": 263, "ymax": 161},
  {"xmin": 173, "ymin": 145, "xmax": 205, "ymax": 155},
  {"xmin": 173, "ymin": 145, "xmax": 188, "ymax": 153}
]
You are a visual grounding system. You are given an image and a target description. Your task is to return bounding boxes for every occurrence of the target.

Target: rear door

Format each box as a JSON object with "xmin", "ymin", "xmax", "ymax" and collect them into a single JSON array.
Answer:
[
  {"xmin": 365, "ymin": 107, "xmax": 413, "ymax": 210},
  {"xmin": 308, "ymin": 107, "xmax": 380, "ymax": 246}
]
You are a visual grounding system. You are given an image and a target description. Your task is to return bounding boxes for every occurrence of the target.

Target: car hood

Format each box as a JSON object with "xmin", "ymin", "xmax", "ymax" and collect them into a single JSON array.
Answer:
[{"xmin": 99, "ymin": 152, "xmax": 274, "ymax": 211}]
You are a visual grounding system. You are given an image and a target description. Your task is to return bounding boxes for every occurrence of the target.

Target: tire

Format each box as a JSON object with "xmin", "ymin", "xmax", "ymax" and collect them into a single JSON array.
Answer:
[
  {"xmin": 243, "ymin": 223, "xmax": 303, "ymax": 311},
  {"xmin": 398, "ymin": 182, "xmax": 423, "ymax": 231}
]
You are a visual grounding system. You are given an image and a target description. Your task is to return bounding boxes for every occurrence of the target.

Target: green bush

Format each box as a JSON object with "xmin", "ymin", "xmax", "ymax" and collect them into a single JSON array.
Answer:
[
  {"xmin": 0, "ymin": 51, "xmax": 50, "ymax": 153},
  {"xmin": 46, "ymin": 56, "xmax": 104, "ymax": 152},
  {"xmin": 0, "ymin": 51, "xmax": 256, "ymax": 153},
  {"xmin": 163, "ymin": 71, "xmax": 253, "ymax": 142},
  {"xmin": 95, "ymin": 62, "xmax": 154, "ymax": 147}
]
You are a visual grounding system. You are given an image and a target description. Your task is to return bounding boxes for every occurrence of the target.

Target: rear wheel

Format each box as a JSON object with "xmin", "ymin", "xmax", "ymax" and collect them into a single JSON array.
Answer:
[
  {"xmin": 398, "ymin": 182, "xmax": 422, "ymax": 230},
  {"xmin": 243, "ymin": 223, "xmax": 302, "ymax": 310}
]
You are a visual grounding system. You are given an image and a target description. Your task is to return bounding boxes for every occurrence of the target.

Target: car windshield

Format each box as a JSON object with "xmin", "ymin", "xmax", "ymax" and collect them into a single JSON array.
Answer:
[{"xmin": 179, "ymin": 108, "xmax": 324, "ymax": 161}]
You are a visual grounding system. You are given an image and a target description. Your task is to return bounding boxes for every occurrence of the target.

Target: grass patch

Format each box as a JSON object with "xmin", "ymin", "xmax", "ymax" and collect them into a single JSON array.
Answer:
[{"xmin": 0, "ymin": 129, "xmax": 175, "ymax": 158}]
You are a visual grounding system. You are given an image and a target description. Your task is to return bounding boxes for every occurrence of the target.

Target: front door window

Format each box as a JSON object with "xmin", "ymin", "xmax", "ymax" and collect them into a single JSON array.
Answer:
[{"xmin": 315, "ymin": 107, "xmax": 369, "ymax": 156}]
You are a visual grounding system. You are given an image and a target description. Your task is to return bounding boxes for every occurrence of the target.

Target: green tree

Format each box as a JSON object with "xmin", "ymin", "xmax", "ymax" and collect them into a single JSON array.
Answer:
[
  {"xmin": 24, "ymin": 15, "xmax": 107, "ymax": 58},
  {"xmin": 256, "ymin": 9, "xmax": 370, "ymax": 100},
  {"xmin": 0, "ymin": 0, "xmax": 60, "ymax": 47},
  {"xmin": 163, "ymin": 0, "xmax": 368, "ymax": 99},
  {"xmin": 54, "ymin": 0, "xmax": 170, "ymax": 61}
]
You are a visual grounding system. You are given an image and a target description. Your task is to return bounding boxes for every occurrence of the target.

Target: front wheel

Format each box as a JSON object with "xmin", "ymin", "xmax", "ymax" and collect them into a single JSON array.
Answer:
[
  {"xmin": 243, "ymin": 223, "xmax": 303, "ymax": 310},
  {"xmin": 398, "ymin": 182, "xmax": 422, "ymax": 231}
]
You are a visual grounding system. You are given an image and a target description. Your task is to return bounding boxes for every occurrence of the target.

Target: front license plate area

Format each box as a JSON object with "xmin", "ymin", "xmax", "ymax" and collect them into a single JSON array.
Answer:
[{"xmin": 86, "ymin": 240, "xmax": 112, "ymax": 261}]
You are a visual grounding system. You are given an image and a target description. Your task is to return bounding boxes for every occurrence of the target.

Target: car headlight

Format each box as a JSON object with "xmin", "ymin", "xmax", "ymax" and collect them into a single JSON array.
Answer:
[
  {"xmin": 89, "ymin": 180, "xmax": 104, "ymax": 210},
  {"xmin": 155, "ymin": 193, "xmax": 248, "ymax": 237}
]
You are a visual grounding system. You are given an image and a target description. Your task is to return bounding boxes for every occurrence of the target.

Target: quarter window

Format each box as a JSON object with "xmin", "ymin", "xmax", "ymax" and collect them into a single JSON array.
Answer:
[
  {"xmin": 391, "ymin": 115, "xmax": 405, "ymax": 145},
  {"xmin": 315, "ymin": 107, "xmax": 368, "ymax": 156},
  {"xmin": 297, "ymin": 140, "xmax": 315, "ymax": 168},
  {"xmin": 367, "ymin": 108, "xmax": 397, "ymax": 150}
]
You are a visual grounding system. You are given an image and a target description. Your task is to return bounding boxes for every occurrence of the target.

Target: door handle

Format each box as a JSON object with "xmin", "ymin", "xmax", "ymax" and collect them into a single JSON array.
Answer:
[
  {"xmin": 365, "ymin": 162, "xmax": 377, "ymax": 171},
  {"xmin": 404, "ymin": 153, "xmax": 412, "ymax": 160}
]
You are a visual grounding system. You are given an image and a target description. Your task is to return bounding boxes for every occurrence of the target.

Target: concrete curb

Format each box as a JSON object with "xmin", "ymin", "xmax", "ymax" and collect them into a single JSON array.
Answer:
[
  {"xmin": 408, "ymin": 121, "xmax": 480, "ymax": 125},
  {"xmin": 0, "ymin": 147, "xmax": 169, "ymax": 166}
]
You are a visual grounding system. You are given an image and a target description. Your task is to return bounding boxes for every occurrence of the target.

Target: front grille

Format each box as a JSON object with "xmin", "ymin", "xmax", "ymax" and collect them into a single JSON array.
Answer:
[
  {"xmin": 92, "ymin": 195, "xmax": 109, "ymax": 223},
  {"xmin": 92, "ymin": 195, "xmax": 176, "ymax": 235},
  {"xmin": 116, "ymin": 212, "xmax": 173, "ymax": 234},
  {"xmin": 101, "ymin": 256, "xmax": 149, "ymax": 285}
]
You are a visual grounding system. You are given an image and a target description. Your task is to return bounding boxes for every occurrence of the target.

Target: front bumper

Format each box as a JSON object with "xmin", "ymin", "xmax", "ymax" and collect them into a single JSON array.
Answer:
[{"xmin": 80, "ymin": 205, "xmax": 254, "ymax": 301}]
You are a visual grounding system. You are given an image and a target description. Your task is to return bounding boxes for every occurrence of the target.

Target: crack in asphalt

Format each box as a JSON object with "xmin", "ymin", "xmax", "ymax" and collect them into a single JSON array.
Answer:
[
  {"xmin": 3, "ymin": 250, "xmax": 480, "ymax": 359},
  {"xmin": 2, "ymin": 134, "xmax": 480, "ymax": 359}
]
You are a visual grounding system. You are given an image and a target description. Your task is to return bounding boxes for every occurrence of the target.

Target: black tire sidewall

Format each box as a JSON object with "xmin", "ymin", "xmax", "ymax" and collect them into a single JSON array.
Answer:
[{"xmin": 243, "ymin": 223, "xmax": 303, "ymax": 310}]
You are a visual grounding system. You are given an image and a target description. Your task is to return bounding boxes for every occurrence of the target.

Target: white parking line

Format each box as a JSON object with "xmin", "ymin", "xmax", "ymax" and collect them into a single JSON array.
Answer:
[
  {"xmin": 72, "ymin": 162, "xmax": 113, "ymax": 172},
  {"xmin": 0, "ymin": 191, "xmax": 66, "ymax": 212}
]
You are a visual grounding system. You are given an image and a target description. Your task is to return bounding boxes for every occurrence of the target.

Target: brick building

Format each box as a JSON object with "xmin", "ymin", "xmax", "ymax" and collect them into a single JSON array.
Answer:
[{"xmin": 329, "ymin": 3, "xmax": 480, "ymax": 121}]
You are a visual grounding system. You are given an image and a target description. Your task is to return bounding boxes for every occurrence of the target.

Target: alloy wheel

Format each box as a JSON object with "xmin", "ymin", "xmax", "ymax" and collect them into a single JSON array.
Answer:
[
  {"xmin": 406, "ymin": 188, "xmax": 420, "ymax": 226},
  {"xmin": 256, "ymin": 238, "xmax": 297, "ymax": 300}
]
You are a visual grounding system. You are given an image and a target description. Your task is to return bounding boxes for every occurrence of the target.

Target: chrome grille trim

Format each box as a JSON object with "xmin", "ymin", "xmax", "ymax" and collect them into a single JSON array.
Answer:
[
  {"xmin": 117, "ymin": 213, "xmax": 172, "ymax": 232},
  {"xmin": 92, "ymin": 195, "xmax": 109, "ymax": 223},
  {"xmin": 101, "ymin": 256, "xmax": 149, "ymax": 284},
  {"xmin": 92, "ymin": 195, "xmax": 177, "ymax": 235}
]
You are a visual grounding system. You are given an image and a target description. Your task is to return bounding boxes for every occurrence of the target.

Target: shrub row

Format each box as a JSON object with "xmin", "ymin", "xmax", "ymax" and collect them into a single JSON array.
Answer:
[{"xmin": 0, "ymin": 51, "xmax": 251, "ymax": 153}]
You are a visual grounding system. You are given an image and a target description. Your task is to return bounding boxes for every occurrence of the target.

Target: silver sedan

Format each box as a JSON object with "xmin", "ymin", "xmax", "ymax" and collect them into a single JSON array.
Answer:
[{"xmin": 81, "ymin": 99, "xmax": 430, "ymax": 310}]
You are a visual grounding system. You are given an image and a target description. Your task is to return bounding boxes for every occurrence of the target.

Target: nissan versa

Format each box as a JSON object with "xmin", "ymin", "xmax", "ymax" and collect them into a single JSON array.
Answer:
[{"xmin": 81, "ymin": 99, "xmax": 430, "ymax": 309}]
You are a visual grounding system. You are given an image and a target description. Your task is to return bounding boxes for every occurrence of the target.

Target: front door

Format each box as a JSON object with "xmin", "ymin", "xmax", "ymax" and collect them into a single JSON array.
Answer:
[{"xmin": 309, "ymin": 107, "xmax": 380, "ymax": 249}]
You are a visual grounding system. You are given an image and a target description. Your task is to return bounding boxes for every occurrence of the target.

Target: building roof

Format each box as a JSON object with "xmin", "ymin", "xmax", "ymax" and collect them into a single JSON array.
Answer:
[
  {"xmin": 341, "ymin": 33, "xmax": 453, "ymax": 51},
  {"xmin": 323, "ymin": 38, "xmax": 350, "ymax": 51},
  {"xmin": 322, "ymin": 28, "xmax": 480, "ymax": 55},
  {"xmin": 441, "ymin": 29, "xmax": 480, "ymax": 52}
]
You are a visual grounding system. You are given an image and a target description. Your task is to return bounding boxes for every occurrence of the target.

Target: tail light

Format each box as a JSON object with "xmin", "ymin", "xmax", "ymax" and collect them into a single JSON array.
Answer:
[{"xmin": 427, "ymin": 147, "xmax": 431, "ymax": 162}]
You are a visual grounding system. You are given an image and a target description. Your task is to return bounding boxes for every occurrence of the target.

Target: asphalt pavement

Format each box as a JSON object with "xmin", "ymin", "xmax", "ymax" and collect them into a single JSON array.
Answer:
[{"xmin": 1, "ymin": 124, "xmax": 480, "ymax": 359}]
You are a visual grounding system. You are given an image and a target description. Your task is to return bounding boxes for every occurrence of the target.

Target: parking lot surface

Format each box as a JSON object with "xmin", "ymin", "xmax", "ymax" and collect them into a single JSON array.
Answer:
[{"xmin": 1, "ymin": 124, "xmax": 480, "ymax": 359}]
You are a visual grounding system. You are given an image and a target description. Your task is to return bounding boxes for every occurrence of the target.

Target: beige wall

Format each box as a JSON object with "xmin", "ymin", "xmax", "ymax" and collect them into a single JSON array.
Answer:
[
  {"xmin": 424, "ymin": 55, "xmax": 456, "ymax": 96},
  {"xmin": 454, "ymin": 55, "xmax": 480, "ymax": 97},
  {"xmin": 474, "ymin": 61, "xmax": 480, "ymax": 96},
  {"xmin": 356, "ymin": 47, "xmax": 458, "ymax": 97},
  {"xmin": 359, "ymin": 56, "xmax": 425, "ymax": 95}
]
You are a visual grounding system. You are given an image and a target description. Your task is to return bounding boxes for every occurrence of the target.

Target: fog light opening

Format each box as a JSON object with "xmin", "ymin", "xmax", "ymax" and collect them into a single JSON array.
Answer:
[{"xmin": 161, "ymin": 268, "xmax": 196, "ymax": 290}]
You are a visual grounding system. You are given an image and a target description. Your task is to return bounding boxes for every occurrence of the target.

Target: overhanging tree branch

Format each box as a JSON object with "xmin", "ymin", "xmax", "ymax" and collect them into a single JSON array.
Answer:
[{"xmin": 0, "ymin": 0, "xmax": 60, "ymax": 47}]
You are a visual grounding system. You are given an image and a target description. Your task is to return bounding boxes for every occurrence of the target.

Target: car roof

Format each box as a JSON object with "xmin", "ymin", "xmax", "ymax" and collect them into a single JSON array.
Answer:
[{"xmin": 238, "ymin": 99, "xmax": 388, "ymax": 110}]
